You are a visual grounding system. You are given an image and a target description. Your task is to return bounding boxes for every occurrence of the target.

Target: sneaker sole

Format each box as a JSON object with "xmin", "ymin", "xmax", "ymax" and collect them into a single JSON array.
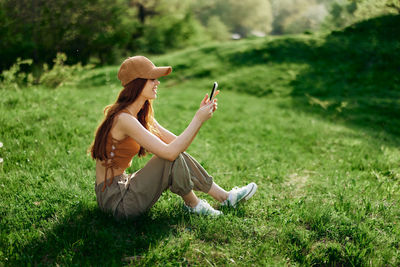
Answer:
[{"xmin": 243, "ymin": 182, "xmax": 257, "ymax": 201}]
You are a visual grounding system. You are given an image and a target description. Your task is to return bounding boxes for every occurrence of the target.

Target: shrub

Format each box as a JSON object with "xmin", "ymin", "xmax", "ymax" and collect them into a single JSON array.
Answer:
[
  {"xmin": 206, "ymin": 16, "xmax": 230, "ymax": 41},
  {"xmin": 139, "ymin": 13, "xmax": 206, "ymax": 54},
  {"xmin": 1, "ymin": 53, "xmax": 92, "ymax": 90},
  {"xmin": 39, "ymin": 53, "xmax": 92, "ymax": 88},
  {"xmin": 0, "ymin": 58, "xmax": 33, "ymax": 90}
]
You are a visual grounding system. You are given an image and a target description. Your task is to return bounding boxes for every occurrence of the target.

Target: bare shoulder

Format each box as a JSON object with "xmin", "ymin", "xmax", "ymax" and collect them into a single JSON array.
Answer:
[
  {"xmin": 116, "ymin": 112, "xmax": 139, "ymax": 126},
  {"xmin": 113, "ymin": 111, "xmax": 165, "ymax": 152},
  {"xmin": 111, "ymin": 112, "xmax": 139, "ymax": 140},
  {"xmin": 114, "ymin": 112, "xmax": 144, "ymax": 134}
]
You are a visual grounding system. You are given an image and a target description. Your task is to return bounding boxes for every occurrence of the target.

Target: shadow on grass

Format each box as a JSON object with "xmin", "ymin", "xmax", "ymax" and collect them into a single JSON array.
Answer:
[
  {"xmin": 228, "ymin": 15, "xmax": 400, "ymax": 142},
  {"xmin": 16, "ymin": 202, "xmax": 184, "ymax": 265}
]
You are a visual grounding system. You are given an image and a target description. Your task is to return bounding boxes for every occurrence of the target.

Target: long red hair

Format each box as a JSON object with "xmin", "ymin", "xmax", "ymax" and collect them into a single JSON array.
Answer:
[{"xmin": 89, "ymin": 78, "xmax": 159, "ymax": 160}]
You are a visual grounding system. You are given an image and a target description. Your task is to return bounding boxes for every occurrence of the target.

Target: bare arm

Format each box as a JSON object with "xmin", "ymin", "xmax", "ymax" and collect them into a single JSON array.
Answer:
[
  {"xmin": 119, "ymin": 97, "xmax": 217, "ymax": 161},
  {"xmin": 154, "ymin": 119, "xmax": 177, "ymax": 144}
]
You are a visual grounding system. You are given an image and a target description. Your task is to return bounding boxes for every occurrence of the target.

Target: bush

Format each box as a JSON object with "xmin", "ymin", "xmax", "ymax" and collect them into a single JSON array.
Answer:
[
  {"xmin": 1, "ymin": 53, "xmax": 92, "ymax": 90},
  {"xmin": 323, "ymin": 0, "xmax": 400, "ymax": 30},
  {"xmin": 0, "ymin": 58, "xmax": 33, "ymax": 90},
  {"xmin": 206, "ymin": 16, "xmax": 230, "ymax": 41},
  {"xmin": 39, "ymin": 53, "xmax": 92, "ymax": 88},
  {"xmin": 139, "ymin": 13, "xmax": 206, "ymax": 54}
]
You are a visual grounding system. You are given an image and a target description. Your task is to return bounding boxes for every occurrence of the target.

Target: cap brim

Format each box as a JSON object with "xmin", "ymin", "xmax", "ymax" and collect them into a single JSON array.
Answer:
[{"xmin": 148, "ymin": 66, "xmax": 172, "ymax": 79}]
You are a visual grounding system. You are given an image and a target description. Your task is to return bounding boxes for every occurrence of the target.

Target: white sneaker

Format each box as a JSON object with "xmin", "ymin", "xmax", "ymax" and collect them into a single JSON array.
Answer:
[
  {"xmin": 221, "ymin": 182, "xmax": 258, "ymax": 207},
  {"xmin": 184, "ymin": 199, "xmax": 222, "ymax": 216}
]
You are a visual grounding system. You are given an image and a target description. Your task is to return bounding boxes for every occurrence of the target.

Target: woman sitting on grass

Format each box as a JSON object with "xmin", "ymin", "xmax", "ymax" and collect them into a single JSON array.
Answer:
[{"xmin": 89, "ymin": 56, "xmax": 257, "ymax": 220}]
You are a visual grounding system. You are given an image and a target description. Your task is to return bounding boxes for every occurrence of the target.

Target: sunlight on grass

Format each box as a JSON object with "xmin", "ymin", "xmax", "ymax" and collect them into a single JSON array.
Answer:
[{"xmin": 1, "ymin": 15, "xmax": 400, "ymax": 265}]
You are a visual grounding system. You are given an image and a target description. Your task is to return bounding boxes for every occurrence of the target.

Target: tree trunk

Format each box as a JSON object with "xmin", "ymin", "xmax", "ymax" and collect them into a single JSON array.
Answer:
[{"xmin": 138, "ymin": 4, "xmax": 145, "ymax": 24}]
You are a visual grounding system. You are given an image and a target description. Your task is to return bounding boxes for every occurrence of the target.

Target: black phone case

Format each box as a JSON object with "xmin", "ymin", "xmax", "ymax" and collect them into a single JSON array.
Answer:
[{"xmin": 210, "ymin": 82, "xmax": 217, "ymax": 100}]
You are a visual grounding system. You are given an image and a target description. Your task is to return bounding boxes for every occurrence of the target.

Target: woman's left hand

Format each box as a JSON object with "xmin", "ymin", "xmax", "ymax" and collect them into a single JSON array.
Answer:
[{"xmin": 200, "ymin": 90, "xmax": 220, "ymax": 108}]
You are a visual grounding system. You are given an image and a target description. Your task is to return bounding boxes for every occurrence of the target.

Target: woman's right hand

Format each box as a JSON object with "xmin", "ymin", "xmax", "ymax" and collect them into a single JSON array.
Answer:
[
  {"xmin": 199, "ymin": 90, "xmax": 219, "ymax": 108},
  {"xmin": 195, "ymin": 96, "xmax": 218, "ymax": 123}
]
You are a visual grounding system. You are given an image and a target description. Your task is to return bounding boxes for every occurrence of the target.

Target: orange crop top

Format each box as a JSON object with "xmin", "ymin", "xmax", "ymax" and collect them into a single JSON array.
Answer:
[{"xmin": 101, "ymin": 109, "xmax": 140, "ymax": 192}]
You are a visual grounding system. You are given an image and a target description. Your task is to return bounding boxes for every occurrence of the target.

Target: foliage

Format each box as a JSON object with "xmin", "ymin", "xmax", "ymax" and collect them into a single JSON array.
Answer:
[
  {"xmin": 283, "ymin": 3, "xmax": 328, "ymax": 34},
  {"xmin": 218, "ymin": 0, "xmax": 273, "ymax": 36},
  {"xmin": 322, "ymin": 0, "xmax": 358, "ymax": 29},
  {"xmin": 138, "ymin": 13, "xmax": 206, "ymax": 54},
  {"xmin": 192, "ymin": 0, "xmax": 273, "ymax": 37},
  {"xmin": 0, "ymin": 0, "xmax": 135, "ymax": 70},
  {"xmin": 0, "ymin": 58, "xmax": 33, "ymax": 90},
  {"xmin": 127, "ymin": 0, "xmax": 213, "ymax": 53},
  {"xmin": 323, "ymin": 0, "xmax": 400, "ymax": 29},
  {"xmin": 2, "ymin": 0, "xmax": 398, "ymax": 71},
  {"xmin": 351, "ymin": 0, "xmax": 400, "ymax": 16},
  {"xmin": 270, "ymin": 0, "xmax": 329, "ymax": 34},
  {"xmin": 1, "ymin": 14, "xmax": 400, "ymax": 266},
  {"xmin": 39, "ymin": 53, "xmax": 93, "ymax": 89},
  {"xmin": 0, "ymin": 53, "xmax": 93, "ymax": 89},
  {"xmin": 205, "ymin": 16, "xmax": 230, "ymax": 41},
  {"xmin": 158, "ymin": 14, "xmax": 400, "ymax": 135}
]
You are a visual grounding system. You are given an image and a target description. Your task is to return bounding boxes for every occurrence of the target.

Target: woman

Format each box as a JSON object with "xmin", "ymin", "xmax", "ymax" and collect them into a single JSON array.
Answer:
[{"xmin": 89, "ymin": 56, "xmax": 257, "ymax": 220}]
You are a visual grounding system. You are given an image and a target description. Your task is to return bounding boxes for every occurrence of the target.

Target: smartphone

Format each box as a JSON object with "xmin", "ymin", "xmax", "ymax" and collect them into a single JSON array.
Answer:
[{"xmin": 209, "ymin": 82, "xmax": 218, "ymax": 101}]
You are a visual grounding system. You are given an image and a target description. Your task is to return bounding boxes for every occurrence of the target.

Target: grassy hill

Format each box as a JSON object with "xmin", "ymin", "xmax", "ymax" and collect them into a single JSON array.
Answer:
[{"xmin": 1, "ymin": 15, "xmax": 399, "ymax": 266}]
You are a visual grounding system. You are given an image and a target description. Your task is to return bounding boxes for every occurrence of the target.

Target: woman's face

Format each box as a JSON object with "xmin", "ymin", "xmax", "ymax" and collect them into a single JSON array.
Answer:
[{"xmin": 141, "ymin": 79, "xmax": 160, "ymax": 100}]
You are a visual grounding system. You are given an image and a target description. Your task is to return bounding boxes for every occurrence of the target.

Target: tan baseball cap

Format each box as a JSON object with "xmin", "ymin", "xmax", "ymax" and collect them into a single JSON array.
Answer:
[{"xmin": 117, "ymin": 56, "xmax": 172, "ymax": 86}]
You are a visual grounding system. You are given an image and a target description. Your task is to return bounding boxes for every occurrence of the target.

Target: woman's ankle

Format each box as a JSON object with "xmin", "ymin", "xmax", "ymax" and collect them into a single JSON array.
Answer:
[
  {"xmin": 218, "ymin": 192, "xmax": 229, "ymax": 203},
  {"xmin": 182, "ymin": 191, "xmax": 200, "ymax": 208},
  {"xmin": 185, "ymin": 198, "xmax": 200, "ymax": 208},
  {"xmin": 208, "ymin": 183, "xmax": 229, "ymax": 202}
]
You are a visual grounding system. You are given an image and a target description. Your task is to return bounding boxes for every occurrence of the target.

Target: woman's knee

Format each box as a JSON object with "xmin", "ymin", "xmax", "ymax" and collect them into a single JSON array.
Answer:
[
  {"xmin": 174, "ymin": 152, "xmax": 185, "ymax": 160},
  {"xmin": 168, "ymin": 153, "xmax": 184, "ymax": 167},
  {"xmin": 172, "ymin": 153, "xmax": 188, "ymax": 170},
  {"xmin": 170, "ymin": 153, "xmax": 194, "ymax": 193}
]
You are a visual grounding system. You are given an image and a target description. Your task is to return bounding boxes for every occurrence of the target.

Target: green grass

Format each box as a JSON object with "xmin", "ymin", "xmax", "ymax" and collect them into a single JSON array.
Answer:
[{"xmin": 1, "ymin": 15, "xmax": 400, "ymax": 266}]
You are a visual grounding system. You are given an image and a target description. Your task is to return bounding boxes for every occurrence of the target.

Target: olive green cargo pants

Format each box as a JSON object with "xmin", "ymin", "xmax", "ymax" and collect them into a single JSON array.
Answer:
[{"xmin": 95, "ymin": 152, "xmax": 213, "ymax": 220}]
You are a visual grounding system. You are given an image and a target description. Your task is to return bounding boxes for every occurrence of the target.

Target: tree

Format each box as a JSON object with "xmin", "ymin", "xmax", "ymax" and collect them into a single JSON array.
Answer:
[
  {"xmin": 192, "ymin": 0, "xmax": 273, "ymax": 37},
  {"xmin": 0, "ymin": 0, "xmax": 136, "ymax": 70},
  {"xmin": 352, "ymin": 0, "xmax": 400, "ymax": 18},
  {"xmin": 125, "ymin": 0, "xmax": 206, "ymax": 53},
  {"xmin": 270, "ymin": 0, "xmax": 329, "ymax": 34},
  {"xmin": 129, "ymin": 0, "xmax": 160, "ymax": 24},
  {"xmin": 323, "ymin": 0, "xmax": 400, "ymax": 30},
  {"xmin": 206, "ymin": 16, "xmax": 230, "ymax": 41}
]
